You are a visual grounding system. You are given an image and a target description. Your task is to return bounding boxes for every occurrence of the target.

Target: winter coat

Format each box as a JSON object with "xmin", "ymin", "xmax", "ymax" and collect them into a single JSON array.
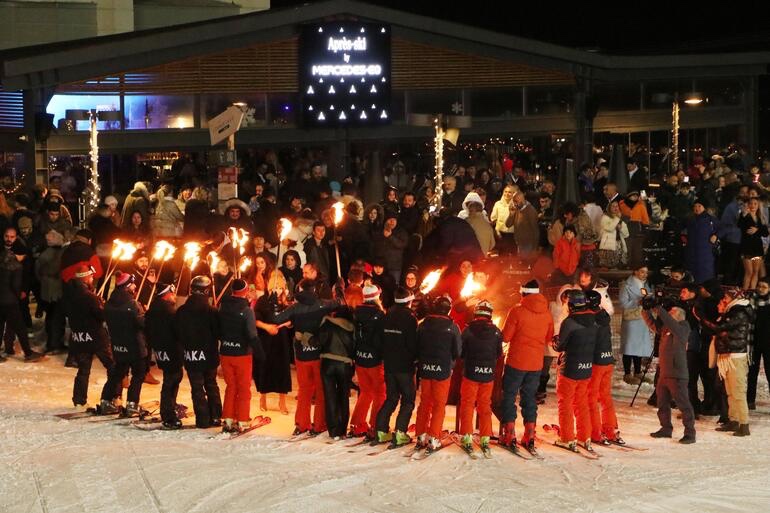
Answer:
[
  {"xmin": 88, "ymin": 207, "xmax": 122, "ymax": 258},
  {"xmin": 510, "ymin": 202, "xmax": 540, "ymax": 253},
  {"xmin": 502, "ymin": 293, "xmax": 554, "ymax": 371},
  {"xmin": 738, "ymin": 212, "xmax": 768, "ymax": 257},
  {"xmin": 121, "ymin": 184, "xmax": 150, "ymax": 229},
  {"xmin": 304, "ymin": 238, "xmax": 332, "ymax": 280},
  {"xmin": 273, "ymin": 289, "xmax": 339, "ymax": 361},
  {"xmin": 62, "ymin": 280, "xmax": 109, "ymax": 353},
  {"xmin": 380, "ymin": 304, "xmax": 419, "ymax": 374},
  {"xmin": 441, "ymin": 189, "xmax": 465, "ymax": 216},
  {"xmin": 60, "ymin": 240, "xmax": 103, "ymax": 283},
  {"xmin": 0, "ymin": 249, "xmax": 23, "ymax": 306},
  {"xmin": 105, "ymin": 288, "xmax": 147, "ymax": 363},
  {"xmin": 684, "ymin": 212, "xmax": 718, "ymax": 284},
  {"xmin": 599, "ymin": 214, "xmax": 629, "ymax": 252},
  {"xmin": 354, "ymin": 303, "xmax": 384, "ymax": 368},
  {"xmin": 151, "ymin": 196, "xmax": 184, "ymax": 239},
  {"xmin": 218, "ymin": 295, "xmax": 264, "ymax": 359},
  {"xmin": 417, "ymin": 314, "xmax": 462, "ymax": 380},
  {"xmin": 145, "ymin": 296, "xmax": 183, "ymax": 370},
  {"xmin": 619, "ymin": 276, "xmax": 653, "ymax": 357},
  {"xmin": 183, "ymin": 199, "xmax": 212, "ymax": 239},
  {"xmin": 422, "ymin": 216, "xmax": 483, "ymax": 267},
  {"xmin": 648, "ymin": 307, "xmax": 690, "ymax": 380},
  {"xmin": 398, "ymin": 206, "xmax": 420, "ymax": 235},
  {"xmin": 717, "ymin": 200, "xmax": 741, "ymax": 245},
  {"xmin": 461, "ymin": 318, "xmax": 503, "ymax": 383},
  {"xmin": 593, "ymin": 309, "xmax": 614, "ymax": 365},
  {"xmin": 35, "ymin": 244, "xmax": 64, "ymax": 302},
  {"xmin": 175, "ymin": 294, "xmax": 220, "ymax": 371},
  {"xmin": 319, "ymin": 312, "xmax": 356, "ymax": 364},
  {"xmin": 555, "ymin": 311, "xmax": 597, "ymax": 380},
  {"xmin": 371, "ymin": 227, "xmax": 408, "ymax": 273},
  {"xmin": 752, "ymin": 293, "xmax": 770, "ymax": 349},
  {"xmin": 490, "ymin": 198, "xmax": 514, "ymax": 235},
  {"xmin": 36, "ymin": 216, "xmax": 74, "ymax": 243},
  {"xmin": 466, "ymin": 211, "xmax": 495, "ymax": 255},
  {"xmin": 553, "ymin": 237, "xmax": 581, "ymax": 276},
  {"xmin": 702, "ymin": 298, "xmax": 754, "ymax": 355},
  {"xmin": 619, "ymin": 200, "xmax": 650, "ymax": 225}
]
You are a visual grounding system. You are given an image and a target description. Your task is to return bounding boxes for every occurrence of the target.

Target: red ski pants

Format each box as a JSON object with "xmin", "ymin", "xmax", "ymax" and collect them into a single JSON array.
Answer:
[
  {"xmin": 221, "ymin": 355, "xmax": 253, "ymax": 422},
  {"xmin": 459, "ymin": 377, "xmax": 493, "ymax": 437},
  {"xmin": 350, "ymin": 364, "xmax": 385, "ymax": 435},
  {"xmin": 415, "ymin": 378, "xmax": 450, "ymax": 438},
  {"xmin": 588, "ymin": 363, "xmax": 618, "ymax": 441},
  {"xmin": 556, "ymin": 374, "xmax": 591, "ymax": 442},
  {"xmin": 296, "ymin": 360, "xmax": 326, "ymax": 432}
]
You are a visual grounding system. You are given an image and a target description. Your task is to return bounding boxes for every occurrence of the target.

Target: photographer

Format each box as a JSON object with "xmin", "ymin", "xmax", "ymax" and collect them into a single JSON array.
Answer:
[{"xmin": 642, "ymin": 301, "xmax": 696, "ymax": 444}]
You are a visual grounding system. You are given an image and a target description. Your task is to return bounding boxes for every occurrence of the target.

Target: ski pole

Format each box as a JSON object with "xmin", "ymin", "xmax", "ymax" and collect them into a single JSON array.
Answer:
[{"xmin": 630, "ymin": 347, "xmax": 656, "ymax": 407}]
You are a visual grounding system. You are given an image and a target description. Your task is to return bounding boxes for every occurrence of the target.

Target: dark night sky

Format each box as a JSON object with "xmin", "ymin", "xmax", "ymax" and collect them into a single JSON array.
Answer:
[{"xmin": 272, "ymin": 0, "xmax": 770, "ymax": 53}]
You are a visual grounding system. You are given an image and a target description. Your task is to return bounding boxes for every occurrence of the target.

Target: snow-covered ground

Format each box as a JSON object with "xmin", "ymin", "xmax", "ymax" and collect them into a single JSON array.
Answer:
[{"xmin": 1, "ymin": 333, "xmax": 769, "ymax": 513}]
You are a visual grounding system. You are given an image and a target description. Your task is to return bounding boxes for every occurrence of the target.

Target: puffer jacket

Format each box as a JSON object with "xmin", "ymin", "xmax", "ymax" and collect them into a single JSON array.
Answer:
[
  {"xmin": 175, "ymin": 294, "xmax": 220, "ymax": 371},
  {"xmin": 461, "ymin": 318, "xmax": 503, "ymax": 383},
  {"xmin": 502, "ymin": 293, "xmax": 554, "ymax": 371},
  {"xmin": 380, "ymin": 304, "xmax": 418, "ymax": 373},
  {"xmin": 104, "ymin": 288, "xmax": 147, "ymax": 363},
  {"xmin": 702, "ymin": 298, "xmax": 754, "ymax": 354},
  {"xmin": 555, "ymin": 311, "xmax": 597, "ymax": 380},
  {"xmin": 218, "ymin": 295, "xmax": 264, "ymax": 359}
]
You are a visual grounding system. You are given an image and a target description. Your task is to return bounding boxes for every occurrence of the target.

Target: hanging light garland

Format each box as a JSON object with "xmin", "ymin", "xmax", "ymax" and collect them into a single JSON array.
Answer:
[
  {"xmin": 433, "ymin": 117, "xmax": 444, "ymax": 209},
  {"xmin": 84, "ymin": 112, "xmax": 101, "ymax": 218}
]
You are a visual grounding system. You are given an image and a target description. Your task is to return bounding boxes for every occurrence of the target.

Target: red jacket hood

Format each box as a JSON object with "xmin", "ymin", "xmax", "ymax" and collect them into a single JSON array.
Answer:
[{"xmin": 521, "ymin": 293, "xmax": 549, "ymax": 314}]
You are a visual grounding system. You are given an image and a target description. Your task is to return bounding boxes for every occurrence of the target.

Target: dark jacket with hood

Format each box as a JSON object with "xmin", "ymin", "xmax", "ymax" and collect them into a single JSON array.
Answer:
[
  {"xmin": 218, "ymin": 295, "xmax": 264, "ymax": 359},
  {"xmin": 318, "ymin": 309, "xmax": 356, "ymax": 364},
  {"xmin": 121, "ymin": 183, "xmax": 150, "ymax": 229},
  {"xmin": 63, "ymin": 279, "xmax": 109, "ymax": 353},
  {"xmin": 461, "ymin": 317, "xmax": 503, "ymax": 383},
  {"xmin": 648, "ymin": 306, "xmax": 691, "ymax": 380},
  {"xmin": 354, "ymin": 303, "xmax": 384, "ymax": 368},
  {"xmin": 380, "ymin": 303, "xmax": 418, "ymax": 373},
  {"xmin": 145, "ymin": 295, "xmax": 183, "ymax": 370},
  {"xmin": 105, "ymin": 287, "xmax": 147, "ymax": 363},
  {"xmin": 417, "ymin": 314, "xmax": 462, "ymax": 380},
  {"xmin": 701, "ymin": 298, "xmax": 754, "ymax": 355},
  {"xmin": 555, "ymin": 311, "xmax": 597, "ymax": 380},
  {"xmin": 175, "ymin": 294, "xmax": 220, "ymax": 371},
  {"xmin": 593, "ymin": 309, "xmax": 614, "ymax": 365}
]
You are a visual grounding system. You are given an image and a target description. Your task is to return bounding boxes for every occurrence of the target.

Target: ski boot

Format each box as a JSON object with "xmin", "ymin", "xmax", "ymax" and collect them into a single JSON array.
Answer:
[
  {"xmin": 237, "ymin": 421, "xmax": 250, "ymax": 432},
  {"xmin": 222, "ymin": 419, "xmax": 236, "ymax": 433},
  {"xmin": 415, "ymin": 433, "xmax": 428, "ymax": 449},
  {"xmin": 460, "ymin": 434, "xmax": 474, "ymax": 452},
  {"xmin": 375, "ymin": 431, "xmax": 392, "ymax": 445},
  {"xmin": 479, "ymin": 436, "xmax": 492, "ymax": 457},
  {"xmin": 210, "ymin": 418, "xmax": 222, "ymax": 428},
  {"xmin": 162, "ymin": 419, "xmax": 182, "ymax": 430},
  {"xmin": 124, "ymin": 402, "xmax": 142, "ymax": 417},
  {"xmin": 393, "ymin": 430, "xmax": 412, "ymax": 447},
  {"xmin": 580, "ymin": 438, "xmax": 593, "ymax": 452},
  {"xmin": 500, "ymin": 422, "xmax": 517, "ymax": 448},
  {"xmin": 554, "ymin": 438, "xmax": 578, "ymax": 452},
  {"xmin": 291, "ymin": 426, "xmax": 307, "ymax": 436},
  {"xmin": 611, "ymin": 430, "xmax": 626, "ymax": 445},
  {"xmin": 426, "ymin": 436, "xmax": 442, "ymax": 453},
  {"xmin": 98, "ymin": 399, "xmax": 120, "ymax": 415}
]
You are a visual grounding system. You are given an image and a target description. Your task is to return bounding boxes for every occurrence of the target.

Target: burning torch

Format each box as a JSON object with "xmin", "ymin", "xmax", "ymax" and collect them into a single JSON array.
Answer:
[
  {"xmin": 146, "ymin": 241, "xmax": 176, "ymax": 309},
  {"xmin": 332, "ymin": 201, "xmax": 344, "ymax": 279},
  {"xmin": 176, "ymin": 242, "xmax": 202, "ymax": 291}
]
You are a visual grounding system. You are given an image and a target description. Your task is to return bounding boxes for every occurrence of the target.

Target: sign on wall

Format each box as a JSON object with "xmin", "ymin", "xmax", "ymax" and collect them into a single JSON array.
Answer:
[{"xmin": 299, "ymin": 22, "xmax": 391, "ymax": 127}]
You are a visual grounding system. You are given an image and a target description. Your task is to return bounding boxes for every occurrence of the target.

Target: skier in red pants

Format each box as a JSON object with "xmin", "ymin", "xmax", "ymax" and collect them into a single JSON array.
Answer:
[
  {"xmin": 585, "ymin": 290, "xmax": 623, "ymax": 445},
  {"xmin": 351, "ymin": 283, "xmax": 386, "ymax": 440},
  {"xmin": 415, "ymin": 296, "xmax": 462, "ymax": 451},
  {"xmin": 218, "ymin": 279, "xmax": 265, "ymax": 433},
  {"xmin": 554, "ymin": 291, "xmax": 598, "ymax": 452},
  {"xmin": 457, "ymin": 300, "xmax": 502, "ymax": 454}
]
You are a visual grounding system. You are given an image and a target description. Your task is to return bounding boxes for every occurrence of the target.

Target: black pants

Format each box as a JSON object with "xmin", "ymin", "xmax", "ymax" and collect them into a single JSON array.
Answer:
[
  {"xmin": 622, "ymin": 355, "xmax": 642, "ymax": 375},
  {"xmin": 376, "ymin": 371, "xmax": 416, "ymax": 434},
  {"xmin": 321, "ymin": 359, "xmax": 353, "ymax": 438},
  {"xmin": 497, "ymin": 232, "xmax": 517, "ymax": 256},
  {"xmin": 537, "ymin": 356, "xmax": 555, "ymax": 395},
  {"xmin": 187, "ymin": 368, "xmax": 222, "ymax": 427},
  {"xmin": 686, "ymin": 350, "xmax": 702, "ymax": 412},
  {"xmin": 720, "ymin": 241, "xmax": 741, "ymax": 286},
  {"xmin": 72, "ymin": 347, "xmax": 117, "ymax": 406},
  {"xmin": 44, "ymin": 300, "xmax": 66, "ymax": 351},
  {"xmin": 111, "ymin": 358, "xmax": 148, "ymax": 404},
  {"xmin": 656, "ymin": 377, "xmax": 696, "ymax": 437},
  {"xmin": 160, "ymin": 366, "xmax": 184, "ymax": 423},
  {"xmin": 0, "ymin": 302, "xmax": 33, "ymax": 356},
  {"xmin": 748, "ymin": 344, "xmax": 770, "ymax": 405}
]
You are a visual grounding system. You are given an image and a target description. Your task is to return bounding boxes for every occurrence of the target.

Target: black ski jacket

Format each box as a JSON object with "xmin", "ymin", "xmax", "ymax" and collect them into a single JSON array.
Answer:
[
  {"xmin": 555, "ymin": 311, "xmax": 597, "ymax": 380},
  {"xmin": 380, "ymin": 304, "xmax": 418, "ymax": 374},
  {"xmin": 354, "ymin": 303, "xmax": 384, "ymax": 368},
  {"xmin": 175, "ymin": 294, "xmax": 220, "ymax": 371},
  {"xmin": 417, "ymin": 314, "xmax": 462, "ymax": 381},
  {"xmin": 218, "ymin": 295, "xmax": 264, "ymax": 359},
  {"xmin": 62, "ymin": 280, "xmax": 109, "ymax": 353},
  {"xmin": 273, "ymin": 289, "xmax": 339, "ymax": 361},
  {"xmin": 593, "ymin": 309, "xmax": 614, "ymax": 366},
  {"xmin": 145, "ymin": 296, "xmax": 183, "ymax": 370},
  {"xmin": 461, "ymin": 318, "xmax": 503, "ymax": 383},
  {"xmin": 105, "ymin": 288, "xmax": 147, "ymax": 363}
]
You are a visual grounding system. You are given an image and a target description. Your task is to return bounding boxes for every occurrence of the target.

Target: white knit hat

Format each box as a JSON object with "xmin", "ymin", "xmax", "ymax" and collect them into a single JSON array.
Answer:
[{"xmin": 362, "ymin": 283, "xmax": 381, "ymax": 302}]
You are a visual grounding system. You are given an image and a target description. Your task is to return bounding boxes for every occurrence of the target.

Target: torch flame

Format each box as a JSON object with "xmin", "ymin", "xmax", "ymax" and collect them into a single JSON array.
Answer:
[
  {"xmin": 111, "ymin": 239, "xmax": 125, "ymax": 259},
  {"xmin": 238, "ymin": 228, "xmax": 248, "ymax": 255},
  {"xmin": 419, "ymin": 269, "xmax": 442, "ymax": 294},
  {"xmin": 118, "ymin": 242, "xmax": 138, "ymax": 261},
  {"xmin": 460, "ymin": 272, "xmax": 482, "ymax": 299},
  {"xmin": 229, "ymin": 227, "xmax": 238, "ymax": 249},
  {"xmin": 207, "ymin": 251, "xmax": 220, "ymax": 273},
  {"xmin": 332, "ymin": 201, "xmax": 344, "ymax": 226},
  {"xmin": 279, "ymin": 218, "xmax": 293, "ymax": 242},
  {"xmin": 239, "ymin": 257, "xmax": 252, "ymax": 273},
  {"xmin": 492, "ymin": 316, "xmax": 501, "ymax": 328},
  {"xmin": 183, "ymin": 242, "xmax": 202, "ymax": 270}
]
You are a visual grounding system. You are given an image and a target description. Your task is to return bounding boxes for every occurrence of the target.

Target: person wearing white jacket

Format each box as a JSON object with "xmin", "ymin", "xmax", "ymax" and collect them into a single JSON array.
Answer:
[
  {"xmin": 490, "ymin": 185, "xmax": 516, "ymax": 255},
  {"xmin": 598, "ymin": 201, "xmax": 629, "ymax": 269}
]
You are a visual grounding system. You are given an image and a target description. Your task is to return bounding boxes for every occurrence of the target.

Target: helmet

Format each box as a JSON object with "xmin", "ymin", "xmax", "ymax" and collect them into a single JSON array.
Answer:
[
  {"xmin": 585, "ymin": 290, "xmax": 602, "ymax": 311},
  {"xmin": 567, "ymin": 290, "xmax": 587, "ymax": 312},
  {"xmin": 190, "ymin": 275, "xmax": 212, "ymax": 296},
  {"xmin": 432, "ymin": 295, "xmax": 453, "ymax": 316}
]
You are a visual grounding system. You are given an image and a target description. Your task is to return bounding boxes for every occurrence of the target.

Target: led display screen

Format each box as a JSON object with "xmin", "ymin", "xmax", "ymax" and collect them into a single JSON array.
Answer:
[{"xmin": 299, "ymin": 22, "xmax": 391, "ymax": 127}]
